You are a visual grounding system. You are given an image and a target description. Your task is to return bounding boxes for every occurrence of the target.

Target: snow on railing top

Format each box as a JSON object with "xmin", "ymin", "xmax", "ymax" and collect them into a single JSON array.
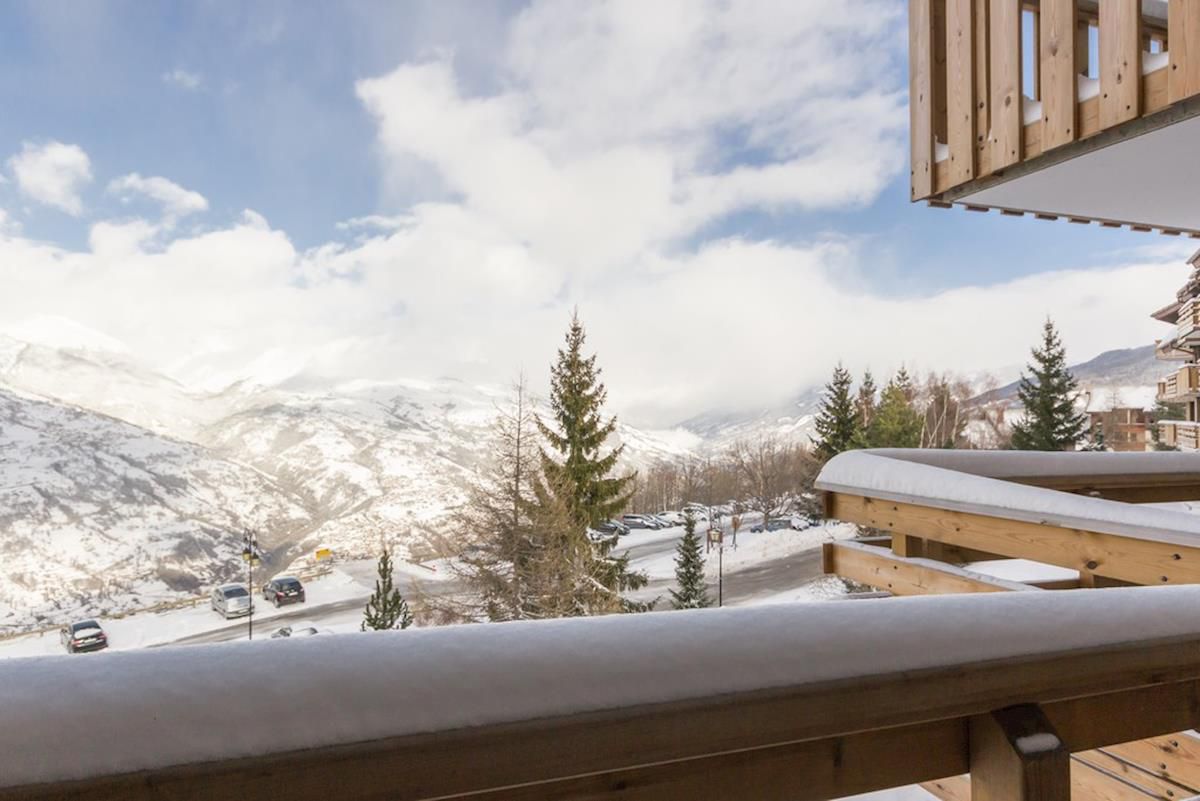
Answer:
[
  {"xmin": 816, "ymin": 449, "xmax": 1200, "ymax": 547},
  {"xmin": 6, "ymin": 587, "xmax": 1200, "ymax": 788}
]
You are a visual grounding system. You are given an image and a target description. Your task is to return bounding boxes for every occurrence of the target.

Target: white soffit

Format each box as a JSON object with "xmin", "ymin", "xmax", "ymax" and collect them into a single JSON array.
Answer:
[{"xmin": 958, "ymin": 114, "xmax": 1200, "ymax": 232}]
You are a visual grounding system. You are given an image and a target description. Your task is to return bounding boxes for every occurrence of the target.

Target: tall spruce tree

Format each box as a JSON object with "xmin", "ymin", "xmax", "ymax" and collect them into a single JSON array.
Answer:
[
  {"xmin": 361, "ymin": 549, "xmax": 414, "ymax": 631},
  {"xmin": 669, "ymin": 513, "xmax": 711, "ymax": 610},
  {"xmin": 536, "ymin": 311, "xmax": 649, "ymax": 614},
  {"xmin": 1010, "ymin": 319, "xmax": 1088, "ymax": 451},
  {"xmin": 856, "ymin": 369, "xmax": 878, "ymax": 429},
  {"xmin": 813, "ymin": 363, "xmax": 859, "ymax": 460},
  {"xmin": 863, "ymin": 376, "xmax": 923, "ymax": 448}
]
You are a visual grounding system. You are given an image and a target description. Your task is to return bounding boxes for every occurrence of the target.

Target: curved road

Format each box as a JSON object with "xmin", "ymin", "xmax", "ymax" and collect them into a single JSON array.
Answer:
[{"xmin": 168, "ymin": 521, "xmax": 828, "ymax": 646}]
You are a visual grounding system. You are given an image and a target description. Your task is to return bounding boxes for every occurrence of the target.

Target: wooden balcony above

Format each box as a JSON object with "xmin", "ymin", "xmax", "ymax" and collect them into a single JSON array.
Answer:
[
  {"xmin": 1157, "ymin": 364, "xmax": 1200, "ymax": 401},
  {"xmin": 911, "ymin": 0, "xmax": 1200, "ymax": 234}
]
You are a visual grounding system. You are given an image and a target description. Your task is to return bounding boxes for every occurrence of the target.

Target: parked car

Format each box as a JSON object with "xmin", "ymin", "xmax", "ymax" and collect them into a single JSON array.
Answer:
[
  {"xmin": 750, "ymin": 517, "xmax": 803, "ymax": 533},
  {"xmin": 656, "ymin": 511, "xmax": 686, "ymax": 525},
  {"xmin": 211, "ymin": 583, "xmax": 253, "ymax": 619},
  {"xmin": 587, "ymin": 527, "xmax": 617, "ymax": 544},
  {"xmin": 60, "ymin": 619, "xmax": 108, "ymax": 654},
  {"xmin": 650, "ymin": 514, "xmax": 677, "ymax": 528},
  {"xmin": 597, "ymin": 519, "xmax": 630, "ymax": 537},
  {"xmin": 270, "ymin": 622, "xmax": 324, "ymax": 639},
  {"xmin": 622, "ymin": 514, "xmax": 662, "ymax": 530},
  {"xmin": 262, "ymin": 576, "xmax": 306, "ymax": 608}
]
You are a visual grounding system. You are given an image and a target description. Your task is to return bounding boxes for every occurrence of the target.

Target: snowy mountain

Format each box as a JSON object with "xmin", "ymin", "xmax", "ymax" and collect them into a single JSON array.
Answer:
[
  {"xmin": 0, "ymin": 386, "xmax": 310, "ymax": 629},
  {"xmin": 0, "ymin": 319, "xmax": 1164, "ymax": 630},
  {"xmin": 0, "ymin": 332, "xmax": 697, "ymax": 628},
  {"xmin": 678, "ymin": 386, "xmax": 825, "ymax": 450},
  {"xmin": 972, "ymin": 345, "xmax": 1161, "ymax": 410}
]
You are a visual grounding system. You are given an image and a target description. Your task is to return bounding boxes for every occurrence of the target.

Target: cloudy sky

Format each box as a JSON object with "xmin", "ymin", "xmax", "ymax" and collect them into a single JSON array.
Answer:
[{"xmin": 0, "ymin": 1, "xmax": 1191, "ymax": 426}]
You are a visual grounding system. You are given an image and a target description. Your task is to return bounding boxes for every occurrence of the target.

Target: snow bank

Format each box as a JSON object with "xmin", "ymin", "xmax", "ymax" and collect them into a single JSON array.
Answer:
[
  {"xmin": 816, "ymin": 450, "xmax": 1200, "ymax": 548},
  {"xmin": 4, "ymin": 586, "xmax": 1200, "ymax": 787}
]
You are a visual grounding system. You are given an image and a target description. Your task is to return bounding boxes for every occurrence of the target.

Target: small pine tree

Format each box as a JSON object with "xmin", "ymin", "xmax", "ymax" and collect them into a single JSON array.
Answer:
[
  {"xmin": 361, "ymin": 549, "xmax": 414, "ymax": 631},
  {"xmin": 856, "ymin": 369, "xmax": 878, "ymax": 429},
  {"xmin": 1010, "ymin": 319, "xmax": 1088, "ymax": 451},
  {"xmin": 863, "ymin": 375, "xmax": 923, "ymax": 448},
  {"xmin": 813, "ymin": 363, "xmax": 859, "ymax": 460},
  {"xmin": 669, "ymin": 513, "xmax": 711, "ymax": 610}
]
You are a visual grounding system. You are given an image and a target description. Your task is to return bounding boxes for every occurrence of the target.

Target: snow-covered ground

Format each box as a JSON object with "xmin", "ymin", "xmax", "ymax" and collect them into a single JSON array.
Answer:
[{"xmin": 625, "ymin": 520, "xmax": 859, "ymax": 580}]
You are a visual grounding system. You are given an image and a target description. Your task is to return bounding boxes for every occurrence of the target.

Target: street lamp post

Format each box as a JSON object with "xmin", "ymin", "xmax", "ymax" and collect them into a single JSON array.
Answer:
[{"xmin": 242, "ymin": 530, "xmax": 259, "ymax": 641}]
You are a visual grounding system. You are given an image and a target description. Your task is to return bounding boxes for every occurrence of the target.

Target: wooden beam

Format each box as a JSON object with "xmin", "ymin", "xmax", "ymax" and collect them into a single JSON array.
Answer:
[
  {"xmin": 826, "ymin": 493, "xmax": 1200, "ymax": 586},
  {"xmin": 912, "ymin": 0, "xmax": 935, "ymax": 199},
  {"xmin": 823, "ymin": 541, "xmax": 1035, "ymax": 596},
  {"xmin": 1170, "ymin": 0, "xmax": 1200, "ymax": 103},
  {"xmin": 1040, "ymin": 0, "xmax": 1077, "ymax": 150},
  {"xmin": 1099, "ymin": 0, "xmax": 1142, "ymax": 130},
  {"xmin": 989, "ymin": 0, "xmax": 1022, "ymax": 169},
  {"xmin": 971, "ymin": 705, "xmax": 1071, "ymax": 801},
  {"xmin": 947, "ymin": 0, "xmax": 976, "ymax": 185}
]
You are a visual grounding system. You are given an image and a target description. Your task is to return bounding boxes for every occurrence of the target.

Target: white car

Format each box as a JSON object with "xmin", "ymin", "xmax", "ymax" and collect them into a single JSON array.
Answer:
[
  {"xmin": 270, "ymin": 622, "xmax": 327, "ymax": 638},
  {"xmin": 211, "ymin": 584, "xmax": 253, "ymax": 619},
  {"xmin": 656, "ymin": 511, "xmax": 686, "ymax": 525}
]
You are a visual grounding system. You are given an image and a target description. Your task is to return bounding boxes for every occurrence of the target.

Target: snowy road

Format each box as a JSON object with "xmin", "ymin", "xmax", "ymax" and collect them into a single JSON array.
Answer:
[{"xmin": 0, "ymin": 519, "xmax": 854, "ymax": 656}]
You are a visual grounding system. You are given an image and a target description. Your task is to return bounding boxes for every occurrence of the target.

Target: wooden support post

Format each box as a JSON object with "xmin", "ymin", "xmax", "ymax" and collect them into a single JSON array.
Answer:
[
  {"xmin": 971, "ymin": 704, "xmax": 1070, "ymax": 801},
  {"xmin": 989, "ymin": 0, "xmax": 1022, "ymax": 169},
  {"xmin": 1170, "ymin": 0, "xmax": 1200, "ymax": 102},
  {"xmin": 946, "ymin": 0, "xmax": 976, "ymax": 185},
  {"xmin": 1099, "ymin": 0, "xmax": 1142, "ymax": 129},
  {"xmin": 911, "ymin": 0, "xmax": 935, "ymax": 199},
  {"xmin": 1040, "ymin": 0, "xmax": 1077, "ymax": 150},
  {"xmin": 892, "ymin": 534, "xmax": 926, "ymax": 558}
]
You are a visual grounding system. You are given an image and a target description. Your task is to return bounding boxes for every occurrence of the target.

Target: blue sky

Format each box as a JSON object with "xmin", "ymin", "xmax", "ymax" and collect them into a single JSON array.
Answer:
[{"xmin": 0, "ymin": 1, "xmax": 1188, "ymax": 424}]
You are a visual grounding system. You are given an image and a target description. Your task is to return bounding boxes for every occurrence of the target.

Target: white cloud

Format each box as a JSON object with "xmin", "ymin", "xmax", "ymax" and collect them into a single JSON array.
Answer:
[
  {"xmin": 162, "ymin": 69, "xmax": 202, "ymax": 90},
  {"xmin": 356, "ymin": 0, "xmax": 907, "ymax": 274},
  {"xmin": 7, "ymin": 141, "xmax": 92, "ymax": 215},
  {"xmin": 0, "ymin": 3, "xmax": 1179, "ymax": 426},
  {"xmin": 107, "ymin": 173, "xmax": 208, "ymax": 223}
]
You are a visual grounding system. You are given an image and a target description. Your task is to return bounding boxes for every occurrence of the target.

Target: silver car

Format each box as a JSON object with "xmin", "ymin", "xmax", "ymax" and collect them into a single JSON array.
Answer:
[{"xmin": 211, "ymin": 583, "xmax": 253, "ymax": 619}]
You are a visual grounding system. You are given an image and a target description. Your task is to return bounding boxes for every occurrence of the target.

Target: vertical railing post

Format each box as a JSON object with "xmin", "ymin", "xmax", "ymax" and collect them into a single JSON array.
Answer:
[
  {"xmin": 988, "ymin": 0, "xmax": 1022, "ymax": 170},
  {"xmin": 911, "ymin": 0, "xmax": 935, "ymax": 199},
  {"xmin": 971, "ymin": 704, "xmax": 1070, "ymax": 801},
  {"xmin": 1170, "ymin": 0, "xmax": 1200, "ymax": 102},
  {"xmin": 974, "ymin": 0, "xmax": 991, "ymax": 174},
  {"xmin": 947, "ymin": 0, "xmax": 976, "ymax": 185},
  {"xmin": 1099, "ymin": 0, "xmax": 1142, "ymax": 129},
  {"xmin": 1041, "ymin": 0, "xmax": 1077, "ymax": 150}
]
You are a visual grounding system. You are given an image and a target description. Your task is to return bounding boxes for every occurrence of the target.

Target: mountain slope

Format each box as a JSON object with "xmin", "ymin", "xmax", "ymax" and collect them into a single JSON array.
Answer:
[{"xmin": 0, "ymin": 387, "xmax": 311, "ymax": 629}]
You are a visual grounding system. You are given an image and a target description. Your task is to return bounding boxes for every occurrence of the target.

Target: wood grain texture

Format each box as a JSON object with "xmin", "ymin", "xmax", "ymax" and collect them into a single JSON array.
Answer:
[
  {"xmin": 988, "ymin": 0, "xmax": 1022, "ymax": 169},
  {"xmin": 1170, "ymin": 0, "xmax": 1200, "ymax": 103},
  {"xmin": 1099, "ymin": 0, "xmax": 1141, "ymax": 129},
  {"xmin": 912, "ymin": 0, "xmax": 935, "ymax": 198},
  {"xmin": 1040, "ymin": 0, "xmax": 1077, "ymax": 150}
]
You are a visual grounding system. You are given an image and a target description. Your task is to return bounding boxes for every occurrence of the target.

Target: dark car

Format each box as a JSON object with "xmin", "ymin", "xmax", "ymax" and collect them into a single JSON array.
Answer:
[
  {"xmin": 751, "ymin": 517, "xmax": 801, "ymax": 533},
  {"xmin": 621, "ymin": 514, "xmax": 662, "ymax": 530},
  {"xmin": 262, "ymin": 576, "xmax": 306, "ymax": 608},
  {"xmin": 596, "ymin": 520, "xmax": 630, "ymax": 537},
  {"xmin": 60, "ymin": 620, "xmax": 108, "ymax": 654}
]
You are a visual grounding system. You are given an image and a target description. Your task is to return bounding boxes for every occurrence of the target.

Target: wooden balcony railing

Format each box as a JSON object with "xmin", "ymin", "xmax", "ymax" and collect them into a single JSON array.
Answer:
[
  {"xmin": 911, "ymin": 0, "xmax": 1200, "ymax": 204},
  {"xmin": 1157, "ymin": 363, "xmax": 1200, "ymax": 401},
  {"xmin": 1177, "ymin": 299, "xmax": 1200, "ymax": 343},
  {"xmin": 5, "ymin": 588, "xmax": 1200, "ymax": 801},
  {"xmin": 1159, "ymin": 419, "xmax": 1200, "ymax": 449}
]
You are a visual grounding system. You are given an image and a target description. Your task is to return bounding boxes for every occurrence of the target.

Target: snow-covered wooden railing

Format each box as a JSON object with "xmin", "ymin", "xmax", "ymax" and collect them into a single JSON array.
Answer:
[
  {"xmin": 5, "ymin": 588, "xmax": 1200, "ymax": 800},
  {"xmin": 816, "ymin": 448, "xmax": 1200, "ymax": 586},
  {"xmin": 911, "ymin": 0, "xmax": 1200, "ymax": 211}
]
